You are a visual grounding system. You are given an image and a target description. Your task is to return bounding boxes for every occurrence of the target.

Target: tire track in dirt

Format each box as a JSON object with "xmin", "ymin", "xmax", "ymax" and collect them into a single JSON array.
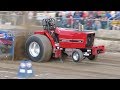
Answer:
[
  {"xmin": 0, "ymin": 52, "xmax": 120, "ymax": 79},
  {"xmin": 0, "ymin": 59, "xmax": 120, "ymax": 79}
]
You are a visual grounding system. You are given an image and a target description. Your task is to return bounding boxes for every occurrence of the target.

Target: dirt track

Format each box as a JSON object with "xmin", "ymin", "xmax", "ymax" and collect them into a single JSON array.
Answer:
[{"xmin": 0, "ymin": 52, "xmax": 120, "ymax": 79}]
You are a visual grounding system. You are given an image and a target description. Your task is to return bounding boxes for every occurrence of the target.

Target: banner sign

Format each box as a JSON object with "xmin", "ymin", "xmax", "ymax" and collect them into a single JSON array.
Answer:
[{"xmin": 0, "ymin": 30, "xmax": 14, "ymax": 60}]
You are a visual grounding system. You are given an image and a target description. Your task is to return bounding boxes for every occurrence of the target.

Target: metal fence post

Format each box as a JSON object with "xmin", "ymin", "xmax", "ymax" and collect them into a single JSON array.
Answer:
[
  {"xmin": 14, "ymin": 15, "xmax": 17, "ymax": 26},
  {"xmin": 22, "ymin": 15, "xmax": 26, "ymax": 25},
  {"xmin": 107, "ymin": 20, "xmax": 109, "ymax": 30},
  {"xmin": 0, "ymin": 14, "xmax": 2, "ymax": 25}
]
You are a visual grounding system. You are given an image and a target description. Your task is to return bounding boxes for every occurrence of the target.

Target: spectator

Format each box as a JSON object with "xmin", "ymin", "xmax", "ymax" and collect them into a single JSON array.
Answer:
[
  {"xmin": 101, "ymin": 16, "xmax": 108, "ymax": 29},
  {"xmin": 73, "ymin": 11, "xmax": 81, "ymax": 29},
  {"xmin": 73, "ymin": 11, "xmax": 81, "ymax": 19},
  {"xmin": 108, "ymin": 11, "xmax": 116, "ymax": 20},
  {"xmin": 55, "ymin": 11, "xmax": 59, "ymax": 17},
  {"xmin": 79, "ymin": 17, "xmax": 85, "ymax": 25},
  {"xmin": 82, "ymin": 11, "xmax": 89, "ymax": 19},
  {"xmin": 93, "ymin": 20, "xmax": 102, "ymax": 30},
  {"xmin": 61, "ymin": 12, "xmax": 67, "ymax": 28},
  {"xmin": 105, "ymin": 11, "xmax": 111, "ymax": 19},
  {"xmin": 89, "ymin": 12, "xmax": 96, "ymax": 19},
  {"xmin": 95, "ymin": 11, "xmax": 102, "ymax": 18},
  {"xmin": 114, "ymin": 11, "xmax": 120, "ymax": 20},
  {"xmin": 110, "ymin": 11, "xmax": 116, "ymax": 17},
  {"xmin": 56, "ymin": 11, "xmax": 63, "ymax": 27},
  {"xmin": 66, "ymin": 12, "xmax": 74, "ymax": 28},
  {"xmin": 84, "ymin": 18, "xmax": 94, "ymax": 30},
  {"xmin": 92, "ymin": 11, "xmax": 98, "ymax": 18}
]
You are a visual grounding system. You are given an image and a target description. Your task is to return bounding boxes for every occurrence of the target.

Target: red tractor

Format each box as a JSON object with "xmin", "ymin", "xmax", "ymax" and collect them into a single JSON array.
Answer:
[{"xmin": 25, "ymin": 18, "xmax": 105, "ymax": 62}]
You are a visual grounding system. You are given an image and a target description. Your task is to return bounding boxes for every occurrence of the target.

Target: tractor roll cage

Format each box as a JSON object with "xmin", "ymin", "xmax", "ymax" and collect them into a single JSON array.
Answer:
[{"xmin": 42, "ymin": 18, "xmax": 56, "ymax": 31}]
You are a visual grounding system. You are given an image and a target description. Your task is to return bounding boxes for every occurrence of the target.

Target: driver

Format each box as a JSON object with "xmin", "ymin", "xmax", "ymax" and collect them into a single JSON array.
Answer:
[{"xmin": 42, "ymin": 18, "xmax": 59, "ymax": 43}]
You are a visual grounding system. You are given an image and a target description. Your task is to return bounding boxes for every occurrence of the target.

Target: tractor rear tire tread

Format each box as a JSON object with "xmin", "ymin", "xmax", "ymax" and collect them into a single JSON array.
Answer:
[{"xmin": 26, "ymin": 34, "xmax": 52, "ymax": 62}]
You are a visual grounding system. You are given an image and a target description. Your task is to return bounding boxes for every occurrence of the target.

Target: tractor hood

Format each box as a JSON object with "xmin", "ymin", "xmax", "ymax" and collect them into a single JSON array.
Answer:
[
  {"xmin": 55, "ymin": 27, "xmax": 95, "ymax": 35},
  {"xmin": 55, "ymin": 27, "xmax": 95, "ymax": 48}
]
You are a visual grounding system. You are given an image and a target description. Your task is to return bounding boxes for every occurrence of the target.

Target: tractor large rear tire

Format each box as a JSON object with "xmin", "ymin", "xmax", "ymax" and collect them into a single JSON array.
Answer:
[{"xmin": 25, "ymin": 34, "xmax": 52, "ymax": 62}]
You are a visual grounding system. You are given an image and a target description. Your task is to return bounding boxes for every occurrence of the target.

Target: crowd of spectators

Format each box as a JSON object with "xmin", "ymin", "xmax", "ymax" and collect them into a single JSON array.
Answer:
[
  {"xmin": 0, "ymin": 11, "xmax": 120, "ymax": 30},
  {"xmin": 55, "ymin": 11, "xmax": 120, "ymax": 30}
]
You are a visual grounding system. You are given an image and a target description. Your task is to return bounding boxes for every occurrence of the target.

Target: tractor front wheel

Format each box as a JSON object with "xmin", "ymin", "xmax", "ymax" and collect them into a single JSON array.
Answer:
[
  {"xmin": 72, "ymin": 49, "xmax": 83, "ymax": 62},
  {"xmin": 25, "ymin": 34, "xmax": 52, "ymax": 62}
]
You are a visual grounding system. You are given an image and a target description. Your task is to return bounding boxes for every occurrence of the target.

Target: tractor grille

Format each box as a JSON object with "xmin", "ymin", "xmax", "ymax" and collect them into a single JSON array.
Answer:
[{"xmin": 86, "ymin": 33, "xmax": 95, "ymax": 47}]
